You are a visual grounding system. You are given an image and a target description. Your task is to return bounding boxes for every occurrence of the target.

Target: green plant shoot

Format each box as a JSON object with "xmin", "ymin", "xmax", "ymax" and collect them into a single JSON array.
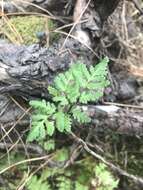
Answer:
[{"xmin": 27, "ymin": 57, "xmax": 110, "ymax": 142}]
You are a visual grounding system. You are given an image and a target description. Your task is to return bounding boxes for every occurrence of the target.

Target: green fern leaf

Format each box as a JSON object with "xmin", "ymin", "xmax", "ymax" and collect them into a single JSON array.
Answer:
[
  {"xmin": 29, "ymin": 99, "xmax": 47, "ymax": 110},
  {"xmin": 54, "ymin": 112, "xmax": 72, "ymax": 133},
  {"xmin": 80, "ymin": 90, "xmax": 104, "ymax": 103},
  {"xmin": 64, "ymin": 70, "xmax": 74, "ymax": 81},
  {"xmin": 89, "ymin": 65, "xmax": 95, "ymax": 76},
  {"xmin": 59, "ymin": 73, "xmax": 68, "ymax": 85},
  {"xmin": 72, "ymin": 107, "xmax": 91, "ymax": 123},
  {"xmin": 45, "ymin": 121, "xmax": 55, "ymax": 136},
  {"xmin": 44, "ymin": 102, "xmax": 56, "ymax": 115},
  {"xmin": 53, "ymin": 96, "xmax": 68, "ymax": 105},
  {"xmin": 71, "ymin": 64, "xmax": 86, "ymax": 87},
  {"xmin": 30, "ymin": 100, "xmax": 56, "ymax": 115},
  {"xmin": 87, "ymin": 81, "xmax": 109, "ymax": 90},
  {"xmin": 93, "ymin": 57, "xmax": 109, "ymax": 77},
  {"xmin": 94, "ymin": 91, "xmax": 104, "ymax": 100},
  {"xmin": 28, "ymin": 101, "xmax": 56, "ymax": 141},
  {"xmin": 27, "ymin": 121, "xmax": 46, "ymax": 142},
  {"xmin": 28, "ymin": 57, "xmax": 110, "ymax": 140},
  {"xmin": 55, "ymin": 111, "xmax": 65, "ymax": 132},
  {"xmin": 64, "ymin": 114, "xmax": 72, "ymax": 132},
  {"xmin": 54, "ymin": 74, "xmax": 66, "ymax": 91},
  {"xmin": 80, "ymin": 63, "xmax": 91, "ymax": 80},
  {"xmin": 26, "ymin": 175, "xmax": 51, "ymax": 190},
  {"xmin": 32, "ymin": 114, "xmax": 47, "ymax": 122},
  {"xmin": 95, "ymin": 163, "xmax": 119, "ymax": 190},
  {"xmin": 48, "ymin": 86, "xmax": 59, "ymax": 97},
  {"xmin": 79, "ymin": 92, "xmax": 91, "ymax": 104},
  {"xmin": 75, "ymin": 182, "xmax": 88, "ymax": 190},
  {"xmin": 66, "ymin": 83, "xmax": 80, "ymax": 103}
]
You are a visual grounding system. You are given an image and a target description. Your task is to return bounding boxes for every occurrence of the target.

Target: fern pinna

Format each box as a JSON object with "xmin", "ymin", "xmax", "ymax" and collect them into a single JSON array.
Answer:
[{"xmin": 27, "ymin": 57, "xmax": 110, "ymax": 142}]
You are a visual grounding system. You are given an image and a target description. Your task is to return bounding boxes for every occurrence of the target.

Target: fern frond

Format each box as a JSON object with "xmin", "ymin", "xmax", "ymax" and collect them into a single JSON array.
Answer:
[
  {"xmin": 91, "ymin": 57, "xmax": 109, "ymax": 77},
  {"xmin": 50, "ymin": 57, "xmax": 109, "ymax": 106},
  {"xmin": 48, "ymin": 86, "xmax": 59, "ymax": 97},
  {"xmin": 72, "ymin": 107, "xmax": 91, "ymax": 123},
  {"xmin": 28, "ymin": 57, "xmax": 110, "ymax": 141},
  {"xmin": 54, "ymin": 74, "xmax": 66, "ymax": 91},
  {"xmin": 87, "ymin": 81, "xmax": 109, "ymax": 90},
  {"xmin": 45, "ymin": 121, "xmax": 55, "ymax": 136},
  {"xmin": 54, "ymin": 111, "xmax": 66, "ymax": 132},
  {"xmin": 64, "ymin": 114, "xmax": 72, "ymax": 132},
  {"xmin": 29, "ymin": 99, "xmax": 47, "ymax": 110},
  {"xmin": 28, "ymin": 100, "xmax": 56, "ymax": 141},
  {"xmin": 53, "ymin": 96, "xmax": 69, "ymax": 105},
  {"xmin": 80, "ymin": 63, "xmax": 91, "ymax": 80},
  {"xmin": 64, "ymin": 70, "xmax": 73, "ymax": 81},
  {"xmin": 79, "ymin": 91, "xmax": 95, "ymax": 104},
  {"xmin": 71, "ymin": 63, "xmax": 87, "ymax": 87},
  {"xmin": 30, "ymin": 100, "xmax": 56, "ymax": 115},
  {"xmin": 32, "ymin": 114, "xmax": 47, "ymax": 122},
  {"xmin": 54, "ymin": 111, "xmax": 72, "ymax": 133},
  {"xmin": 66, "ymin": 83, "xmax": 80, "ymax": 103},
  {"xmin": 26, "ymin": 175, "xmax": 51, "ymax": 190},
  {"xmin": 27, "ymin": 121, "xmax": 46, "ymax": 142},
  {"xmin": 45, "ymin": 102, "xmax": 56, "ymax": 115}
]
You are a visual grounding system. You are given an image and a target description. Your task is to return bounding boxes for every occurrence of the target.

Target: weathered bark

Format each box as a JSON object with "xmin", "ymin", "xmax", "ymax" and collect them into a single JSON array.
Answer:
[
  {"xmin": 86, "ymin": 105, "xmax": 143, "ymax": 136},
  {"xmin": 0, "ymin": 40, "xmax": 93, "ymax": 97}
]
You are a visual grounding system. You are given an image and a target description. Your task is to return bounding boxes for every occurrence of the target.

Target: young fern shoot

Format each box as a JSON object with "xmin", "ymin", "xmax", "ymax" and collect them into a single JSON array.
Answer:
[{"xmin": 27, "ymin": 57, "xmax": 110, "ymax": 142}]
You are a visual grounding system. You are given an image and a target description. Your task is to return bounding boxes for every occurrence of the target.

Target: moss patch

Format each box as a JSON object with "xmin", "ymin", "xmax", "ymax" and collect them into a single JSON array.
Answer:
[{"xmin": 1, "ymin": 16, "xmax": 58, "ymax": 45}]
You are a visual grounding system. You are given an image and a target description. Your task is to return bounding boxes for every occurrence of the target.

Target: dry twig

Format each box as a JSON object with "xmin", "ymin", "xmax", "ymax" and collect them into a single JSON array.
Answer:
[{"xmin": 70, "ymin": 132, "xmax": 143, "ymax": 186}]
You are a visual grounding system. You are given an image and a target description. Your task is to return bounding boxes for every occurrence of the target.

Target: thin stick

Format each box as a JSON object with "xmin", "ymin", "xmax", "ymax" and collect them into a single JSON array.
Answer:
[
  {"xmin": 103, "ymin": 101, "xmax": 143, "ymax": 109},
  {"xmin": 70, "ymin": 132, "xmax": 143, "ymax": 186},
  {"xmin": 0, "ymin": 154, "xmax": 52, "ymax": 175},
  {"xmin": 60, "ymin": 0, "xmax": 91, "ymax": 50}
]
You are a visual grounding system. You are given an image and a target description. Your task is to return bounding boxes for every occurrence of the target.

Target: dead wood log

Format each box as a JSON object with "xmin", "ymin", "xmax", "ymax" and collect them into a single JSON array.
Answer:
[
  {"xmin": 85, "ymin": 105, "xmax": 143, "ymax": 136},
  {"xmin": 0, "ymin": 40, "xmax": 93, "ymax": 97}
]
